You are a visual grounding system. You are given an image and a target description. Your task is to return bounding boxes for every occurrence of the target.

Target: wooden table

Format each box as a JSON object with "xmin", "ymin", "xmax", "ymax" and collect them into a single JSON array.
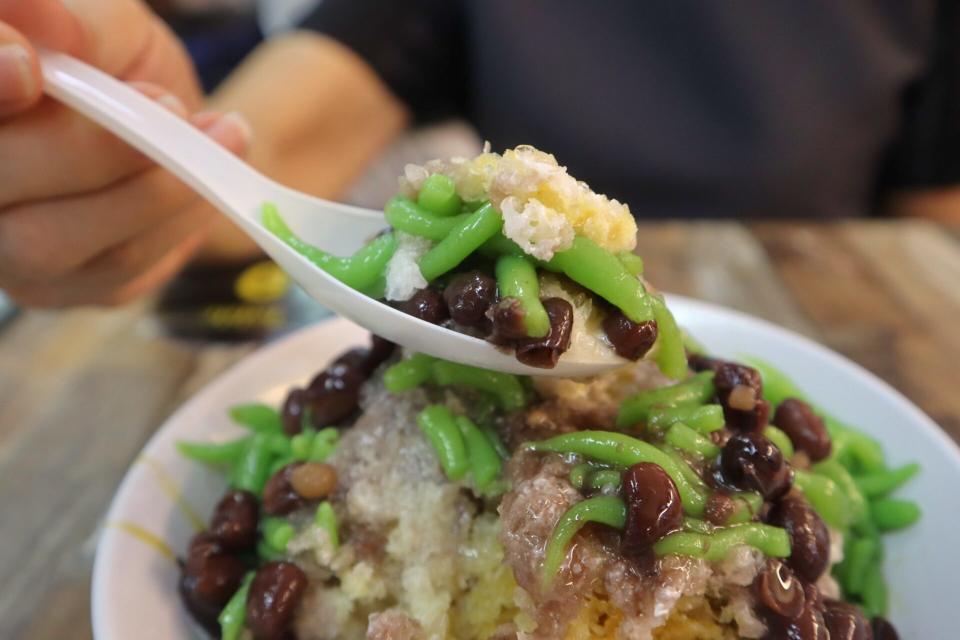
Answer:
[{"xmin": 1, "ymin": 220, "xmax": 958, "ymax": 639}]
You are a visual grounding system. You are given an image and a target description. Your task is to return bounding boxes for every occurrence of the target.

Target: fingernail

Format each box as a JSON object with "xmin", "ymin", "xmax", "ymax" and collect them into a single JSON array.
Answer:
[
  {"xmin": 156, "ymin": 93, "xmax": 188, "ymax": 118},
  {"xmin": 204, "ymin": 111, "xmax": 252, "ymax": 150},
  {"xmin": 190, "ymin": 109, "xmax": 220, "ymax": 130},
  {"xmin": 0, "ymin": 44, "xmax": 35, "ymax": 104},
  {"xmin": 129, "ymin": 81, "xmax": 189, "ymax": 118}
]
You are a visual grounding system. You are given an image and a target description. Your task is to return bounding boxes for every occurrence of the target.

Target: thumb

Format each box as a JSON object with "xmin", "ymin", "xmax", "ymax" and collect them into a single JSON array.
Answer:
[{"xmin": 0, "ymin": 21, "xmax": 40, "ymax": 117}]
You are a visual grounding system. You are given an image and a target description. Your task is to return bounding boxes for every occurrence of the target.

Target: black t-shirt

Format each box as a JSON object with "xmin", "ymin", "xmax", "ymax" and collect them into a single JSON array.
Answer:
[{"xmin": 301, "ymin": 1, "xmax": 960, "ymax": 219}]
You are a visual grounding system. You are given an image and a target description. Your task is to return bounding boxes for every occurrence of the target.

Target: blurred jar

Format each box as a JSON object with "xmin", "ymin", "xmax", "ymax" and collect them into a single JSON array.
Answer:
[{"xmin": 155, "ymin": 257, "xmax": 333, "ymax": 342}]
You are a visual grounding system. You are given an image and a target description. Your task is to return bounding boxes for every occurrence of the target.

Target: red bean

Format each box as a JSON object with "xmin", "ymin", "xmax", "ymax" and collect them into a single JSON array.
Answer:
[
  {"xmin": 765, "ymin": 607, "xmax": 829, "ymax": 640},
  {"xmin": 621, "ymin": 463, "xmax": 683, "ymax": 555},
  {"xmin": 714, "ymin": 362, "xmax": 769, "ymax": 433},
  {"xmin": 177, "ymin": 585, "xmax": 221, "ymax": 636},
  {"xmin": 300, "ymin": 338, "xmax": 394, "ymax": 431},
  {"xmin": 739, "ymin": 397, "xmax": 770, "ymax": 433},
  {"xmin": 687, "ymin": 353, "xmax": 725, "ymax": 372},
  {"xmin": 871, "ymin": 616, "xmax": 899, "ymax": 640},
  {"xmin": 179, "ymin": 532, "xmax": 247, "ymax": 634},
  {"xmin": 715, "ymin": 362, "xmax": 762, "ymax": 396},
  {"xmin": 364, "ymin": 334, "xmax": 397, "ymax": 373},
  {"xmin": 768, "ymin": 493, "xmax": 830, "ymax": 582},
  {"xmin": 823, "ymin": 599, "xmax": 873, "ymax": 640},
  {"xmin": 331, "ymin": 347, "xmax": 370, "ymax": 373},
  {"xmin": 246, "ymin": 561, "xmax": 309, "ymax": 640},
  {"xmin": 773, "ymin": 398, "xmax": 832, "ymax": 462},
  {"xmin": 763, "ymin": 582, "xmax": 829, "ymax": 640},
  {"xmin": 755, "ymin": 559, "xmax": 806, "ymax": 620},
  {"xmin": 281, "ymin": 387, "xmax": 308, "ymax": 436},
  {"xmin": 306, "ymin": 367, "xmax": 364, "ymax": 427},
  {"xmin": 329, "ymin": 337, "xmax": 396, "ymax": 377},
  {"xmin": 718, "ymin": 432, "xmax": 793, "ymax": 499},
  {"xmin": 443, "ymin": 270, "xmax": 498, "ymax": 329},
  {"xmin": 209, "ymin": 490, "xmax": 259, "ymax": 552},
  {"xmin": 262, "ymin": 463, "xmax": 311, "ymax": 516},
  {"xmin": 397, "ymin": 288, "xmax": 449, "ymax": 324},
  {"xmin": 514, "ymin": 297, "xmax": 574, "ymax": 369},
  {"xmin": 488, "ymin": 298, "xmax": 531, "ymax": 342},
  {"xmin": 602, "ymin": 309, "xmax": 658, "ymax": 361}
]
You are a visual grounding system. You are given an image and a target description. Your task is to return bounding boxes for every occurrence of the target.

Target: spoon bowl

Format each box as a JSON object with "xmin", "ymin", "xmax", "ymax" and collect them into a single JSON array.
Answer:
[{"xmin": 39, "ymin": 49, "xmax": 622, "ymax": 376}]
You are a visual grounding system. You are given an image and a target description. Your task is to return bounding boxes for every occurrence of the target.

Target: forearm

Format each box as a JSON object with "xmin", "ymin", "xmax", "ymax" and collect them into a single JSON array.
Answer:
[
  {"xmin": 199, "ymin": 32, "xmax": 409, "ymax": 260},
  {"xmin": 885, "ymin": 186, "xmax": 960, "ymax": 225}
]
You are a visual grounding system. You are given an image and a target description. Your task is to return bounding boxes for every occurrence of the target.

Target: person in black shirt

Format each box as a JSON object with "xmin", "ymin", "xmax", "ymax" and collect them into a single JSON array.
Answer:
[
  {"xmin": 0, "ymin": 0, "xmax": 957, "ymax": 307},
  {"xmin": 298, "ymin": 0, "xmax": 960, "ymax": 221}
]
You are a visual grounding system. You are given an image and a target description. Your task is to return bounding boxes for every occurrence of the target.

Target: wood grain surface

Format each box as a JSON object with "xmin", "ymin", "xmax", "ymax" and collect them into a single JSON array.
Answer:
[{"xmin": 1, "ymin": 221, "xmax": 958, "ymax": 639}]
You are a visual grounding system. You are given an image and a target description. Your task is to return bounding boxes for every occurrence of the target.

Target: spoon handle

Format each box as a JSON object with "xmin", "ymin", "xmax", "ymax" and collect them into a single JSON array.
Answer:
[{"xmin": 38, "ymin": 48, "xmax": 267, "ymax": 224}]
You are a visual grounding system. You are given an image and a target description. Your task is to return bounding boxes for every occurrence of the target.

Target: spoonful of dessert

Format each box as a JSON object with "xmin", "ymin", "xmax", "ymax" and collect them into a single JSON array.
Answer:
[{"xmin": 39, "ymin": 49, "xmax": 686, "ymax": 379}]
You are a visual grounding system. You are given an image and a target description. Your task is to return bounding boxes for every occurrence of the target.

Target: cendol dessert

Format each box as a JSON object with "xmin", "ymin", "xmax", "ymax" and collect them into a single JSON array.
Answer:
[
  {"xmin": 177, "ymin": 337, "xmax": 918, "ymax": 640},
  {"xmin": 177, "ymin": 151, "xmax": 919, "ymax": 639},
  {"xmin": 261, "ymin": 146, "xmax": 685, "ymax": 372}
]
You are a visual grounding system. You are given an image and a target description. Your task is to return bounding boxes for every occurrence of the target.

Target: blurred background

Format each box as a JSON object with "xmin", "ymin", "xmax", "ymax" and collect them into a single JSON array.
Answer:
[
  {"xmin": 150, "ymin": 0, "xmax": 482, "ymax": 197},
  {"xmin": 10, "ymin": 0, "xmax": 952, "ymax": 340},
  {"xmin": 2, "ymin": 0, "xmax": 958, "ymax": 339}
]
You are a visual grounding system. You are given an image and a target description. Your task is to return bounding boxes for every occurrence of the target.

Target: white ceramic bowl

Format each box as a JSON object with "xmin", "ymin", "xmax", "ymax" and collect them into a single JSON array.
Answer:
[{"xmin": 92, "ymin": 296, "xmax": 960, "ymax": 639}]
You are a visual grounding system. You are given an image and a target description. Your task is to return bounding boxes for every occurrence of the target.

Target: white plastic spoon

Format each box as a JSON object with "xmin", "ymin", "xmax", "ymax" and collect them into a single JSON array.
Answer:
[{"xmin": 39, "ymin": 49, "xmax": 623, "ymax": 376}]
